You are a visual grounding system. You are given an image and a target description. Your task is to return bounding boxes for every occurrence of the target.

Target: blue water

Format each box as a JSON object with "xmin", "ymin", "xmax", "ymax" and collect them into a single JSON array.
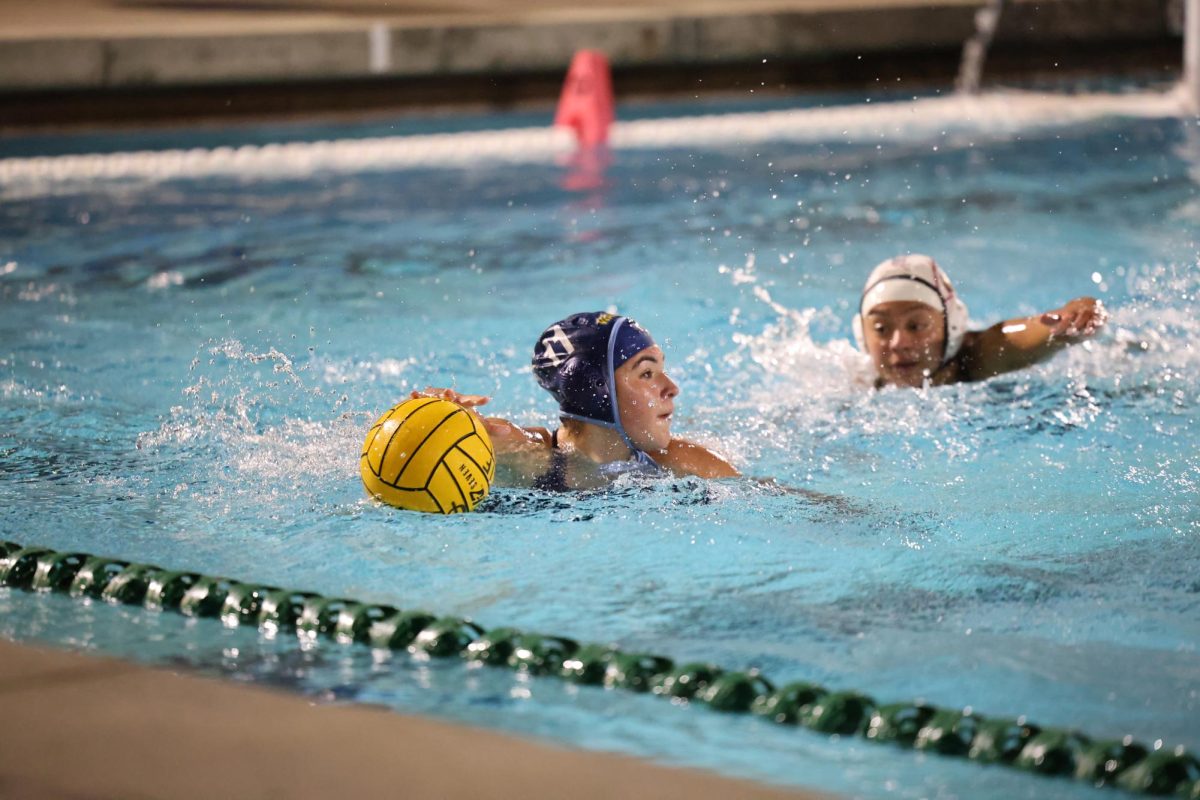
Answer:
[{"xmin": 2, "ymin": 95, "xmax": 1199, "ymax": 799}]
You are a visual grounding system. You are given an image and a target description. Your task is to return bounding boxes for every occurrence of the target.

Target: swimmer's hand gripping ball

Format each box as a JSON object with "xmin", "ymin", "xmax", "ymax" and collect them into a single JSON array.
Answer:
[{"xmin": 361, "ymin": 397, "xmax": 496, "ymax": 513}]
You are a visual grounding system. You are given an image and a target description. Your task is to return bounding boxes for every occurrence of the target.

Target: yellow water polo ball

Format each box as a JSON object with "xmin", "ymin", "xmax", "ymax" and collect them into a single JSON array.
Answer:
[{"xmin": 361, "ymin": 397, "xmax": 496, "ymax": 513}]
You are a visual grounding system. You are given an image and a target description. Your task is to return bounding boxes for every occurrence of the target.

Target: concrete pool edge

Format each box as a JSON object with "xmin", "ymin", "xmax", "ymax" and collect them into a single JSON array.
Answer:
[{"xmin": 0, "ymin": 637, "xmax": 828, "ymax": 799}]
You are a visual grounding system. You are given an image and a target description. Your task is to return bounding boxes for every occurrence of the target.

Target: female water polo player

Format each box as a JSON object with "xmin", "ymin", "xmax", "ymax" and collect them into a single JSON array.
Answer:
[
  {"xmin": 853, "ymin": 254, "xmax": 1106, "ymax": 389},
  {"xmin": 414, "ymin": 312, "xmax": 739, "ymax": 489}
]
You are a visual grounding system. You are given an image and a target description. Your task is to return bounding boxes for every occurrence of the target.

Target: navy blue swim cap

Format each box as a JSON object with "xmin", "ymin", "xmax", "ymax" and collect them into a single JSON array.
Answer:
[{"xmin": 532, "ymin": 312, "xmax": 656, "ymax": 427}]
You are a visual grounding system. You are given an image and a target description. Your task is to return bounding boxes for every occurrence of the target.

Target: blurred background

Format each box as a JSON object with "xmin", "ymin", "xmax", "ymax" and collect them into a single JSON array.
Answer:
[{"xmin": 0, "ymin": 0, "xmax": 1188, "ymax": 131}]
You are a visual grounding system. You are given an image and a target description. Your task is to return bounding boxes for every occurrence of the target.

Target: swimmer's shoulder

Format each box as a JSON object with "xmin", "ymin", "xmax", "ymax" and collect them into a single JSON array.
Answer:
[
  {"xmin": 488, "ymin": 423, "xmax": 556, "ymax": 487},
  {"xmin": 482, "ymin": 418, "xmax": 554, "ymax": 453},
  {"xmin": 489, "ymin": 426, "xmax": 614, "ymax": 490},
  {"xmin": 948, "ymin": 327, "xmax": 1038, "ymax": 383},
  {"xmin": 934, "ymin": 331, "xmax": 984, "ymax": 385},
  {"xmin": 656, "ymin": 438, "xmax": 740, "ymax": 479}
]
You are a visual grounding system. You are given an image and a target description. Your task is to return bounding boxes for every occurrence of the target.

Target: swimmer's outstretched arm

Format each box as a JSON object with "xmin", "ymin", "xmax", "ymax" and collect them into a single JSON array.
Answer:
[
  {"xmin": 656, "ymin": 438, "xmax": 741, "ymax": 479},
  {"xmin": 959, "ymin": 296, "xmax": 1105, "ymax": 381}
]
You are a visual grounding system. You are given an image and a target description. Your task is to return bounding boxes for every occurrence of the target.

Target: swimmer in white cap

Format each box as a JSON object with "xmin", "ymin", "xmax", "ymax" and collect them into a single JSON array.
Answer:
[{"xmin": 853, "ymin": 254, "xmax": 1105, "ymax": 388}]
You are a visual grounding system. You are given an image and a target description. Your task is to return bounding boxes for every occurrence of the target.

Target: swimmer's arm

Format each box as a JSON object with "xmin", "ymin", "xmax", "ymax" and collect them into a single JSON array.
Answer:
[
  {"xmin": 656, "ymin": 438, "xmax": 741, "ymax": 479},
  {"xmin": 959, "ymin": 297, "xmax": 1105, "ymax": 381},
  {"xmin": 485, "ymin": 423, "xmax": 557, "ymax": 487},
  {"xmin": 410, "ymin": 388, "xmax": 553, "ymax": 483}
]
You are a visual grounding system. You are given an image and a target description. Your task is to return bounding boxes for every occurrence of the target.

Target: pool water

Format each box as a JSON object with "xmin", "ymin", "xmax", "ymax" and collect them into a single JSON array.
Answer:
[{"xmin": 2, "ymin": 91, "xmax": 1199, "ymax": 799}]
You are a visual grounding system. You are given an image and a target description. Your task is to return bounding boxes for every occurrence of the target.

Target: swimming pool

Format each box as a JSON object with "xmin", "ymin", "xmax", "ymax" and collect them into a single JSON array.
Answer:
[{"xmin": 2, "ymin": 89, "xmax": 1198, "ymax": 798}]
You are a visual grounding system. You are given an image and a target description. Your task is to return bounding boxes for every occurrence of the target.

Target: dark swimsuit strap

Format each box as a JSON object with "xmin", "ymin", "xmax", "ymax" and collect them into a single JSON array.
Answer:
[{"xmin": 532, "ymin": 429, "xmax": 570, "ymax": 492}]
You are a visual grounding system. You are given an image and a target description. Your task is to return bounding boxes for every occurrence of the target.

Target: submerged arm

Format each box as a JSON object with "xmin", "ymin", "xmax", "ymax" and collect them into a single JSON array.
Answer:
[
  {"xmin": 750, "ymin": 476, "xmax": 866, "ymax": 516},
  {"xmin": 959, "ymin": 296, "xmax": 1105, "ymax": 381}
]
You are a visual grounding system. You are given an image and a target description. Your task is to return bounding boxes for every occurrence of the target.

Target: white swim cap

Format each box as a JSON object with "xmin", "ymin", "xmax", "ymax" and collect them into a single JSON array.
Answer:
[{"xmin": 852, "ymin": 254, "xmax": 970, "ymax": 363}]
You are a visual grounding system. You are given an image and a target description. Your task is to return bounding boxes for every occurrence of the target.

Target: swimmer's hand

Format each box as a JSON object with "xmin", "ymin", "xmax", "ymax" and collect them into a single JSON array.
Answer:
[
  {"xmin": 1040, "ymin": 297, "xmax": 1106, "ymax": 341},
  {"xmin": 411, "ymin": 386, "xmax": 490, "ymax": 409}
]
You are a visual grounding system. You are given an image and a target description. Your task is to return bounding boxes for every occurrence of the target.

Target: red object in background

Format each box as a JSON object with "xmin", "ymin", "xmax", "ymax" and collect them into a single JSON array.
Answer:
[
  {"xmin": 559, "ymin": 146, "xmax": 611, "ymax": 193},
  {"xmin": 554, "ymin": 50, "xmax": 614, "ymax": 147}
]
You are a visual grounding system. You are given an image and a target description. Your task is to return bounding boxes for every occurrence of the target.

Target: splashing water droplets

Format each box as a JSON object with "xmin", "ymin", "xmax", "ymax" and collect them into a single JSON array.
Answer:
[{"xmin": 135, "ymin": 337, "xmax": 376, "ymax": 523}]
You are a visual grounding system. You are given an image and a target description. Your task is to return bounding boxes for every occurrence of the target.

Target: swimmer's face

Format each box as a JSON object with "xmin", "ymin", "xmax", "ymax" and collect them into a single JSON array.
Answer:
[
  {"xmin": 863, "ymin": 301, "xmax": 946, "ymax": 388},
  {"xmin": 615, "ymin": 346, "xmax": 678, "ymax": 453}
]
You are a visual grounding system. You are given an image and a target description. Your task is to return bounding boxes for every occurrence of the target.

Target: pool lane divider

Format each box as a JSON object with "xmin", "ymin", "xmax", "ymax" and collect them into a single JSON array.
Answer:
[
  {"xmin": 0, "ymin": 89, "xmax": 1189, "ymax": 196},
  {"xmin": 3, "ymin": 540, "xmax": 1198, "ymax": 797}
]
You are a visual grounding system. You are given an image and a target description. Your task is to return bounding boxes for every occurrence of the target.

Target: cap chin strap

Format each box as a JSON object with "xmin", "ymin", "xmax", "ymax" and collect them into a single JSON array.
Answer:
[{"xmin": 561, "ymin": 317, "xmax": 660, "ymax": 469}]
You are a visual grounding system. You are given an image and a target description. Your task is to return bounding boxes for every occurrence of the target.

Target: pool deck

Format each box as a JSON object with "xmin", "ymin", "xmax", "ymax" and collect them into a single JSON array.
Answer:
[
  {"xmin": 0, "ymin": 637, "xmax": 826, "ymax": 799},
  {"xmin": 0, "ymin": 0, "xmax": 1183, "ymax": 128}
]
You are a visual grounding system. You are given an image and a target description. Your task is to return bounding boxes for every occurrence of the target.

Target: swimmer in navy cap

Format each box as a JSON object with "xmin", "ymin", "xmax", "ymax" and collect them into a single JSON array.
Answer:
[
  {"xmin": 853, "ymin": 254, "xmax": 1106, "ymax": 389},
  {"xmin": 414, "ymin": 312, "xmax": 738, "ymax": 490}
]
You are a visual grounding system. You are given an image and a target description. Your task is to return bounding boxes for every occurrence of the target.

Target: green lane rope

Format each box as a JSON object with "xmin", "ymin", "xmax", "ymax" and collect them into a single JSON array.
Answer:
[{"xmin": 2, "ymin": 540, "xmax": 1198, "ymax": 797}]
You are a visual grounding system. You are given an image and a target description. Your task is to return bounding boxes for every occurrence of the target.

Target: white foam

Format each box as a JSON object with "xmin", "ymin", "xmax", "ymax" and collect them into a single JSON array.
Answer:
[{"xmin": 0, "ymin": 87, "xmax": 1191, "ymax": 198}]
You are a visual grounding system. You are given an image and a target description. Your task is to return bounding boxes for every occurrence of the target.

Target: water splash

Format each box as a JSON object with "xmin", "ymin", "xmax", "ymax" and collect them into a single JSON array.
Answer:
[{"xmin": 135, "ymin": 339, "xmax": 369, "ymax": 521}]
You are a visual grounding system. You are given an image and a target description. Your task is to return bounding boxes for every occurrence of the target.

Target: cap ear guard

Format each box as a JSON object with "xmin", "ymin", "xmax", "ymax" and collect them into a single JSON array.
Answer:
[
  {"xmin": 942, "ymin": 292, "xmax": 969, "ymax": 362},
  {"xmin": 852, "ymin": 312, "xmax": 866, "ymax": 352},
  {"xmin": 552, "ymin": 351, "xmax": 616, "ymax": 425}
]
